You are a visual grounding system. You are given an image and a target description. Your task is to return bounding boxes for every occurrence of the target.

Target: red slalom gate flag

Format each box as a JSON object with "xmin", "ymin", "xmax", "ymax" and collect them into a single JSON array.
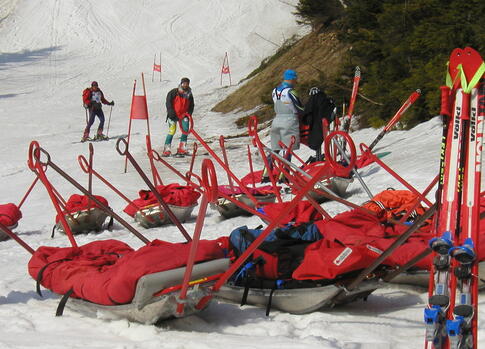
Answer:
[
  {"xmin": 221, "ymin": 66, "xmax": 230, "ymax": 74},
  {"xmin": 130, "ymin": 95, "xmax": 148, "ymax": 120},
  {"xmin": 153, "ymin": 64, "xmax": 161, "ymax": 72}
]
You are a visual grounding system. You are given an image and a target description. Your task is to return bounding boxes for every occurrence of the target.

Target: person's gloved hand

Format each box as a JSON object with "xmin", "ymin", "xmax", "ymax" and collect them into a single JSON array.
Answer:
[
  {"xmin": 83, "ymin": 103, "xmax": 90, "ymax": 109},
  {"xmin": 109, "ymin": 101, "xmax": 115, "ymax": 106}
]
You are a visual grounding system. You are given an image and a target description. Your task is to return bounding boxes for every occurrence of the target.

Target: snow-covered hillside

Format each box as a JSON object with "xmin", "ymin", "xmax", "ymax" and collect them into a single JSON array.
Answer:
[{"xmin": 0, "ymin": 0, "xmax": 482, "ymax": 348}]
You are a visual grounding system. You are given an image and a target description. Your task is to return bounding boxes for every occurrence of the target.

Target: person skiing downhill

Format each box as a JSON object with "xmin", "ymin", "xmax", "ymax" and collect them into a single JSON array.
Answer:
[
  {"xmin": 262, "ymin": 69, "xmax": 304, "ymax": 182},
  {"xmin": 81, "ymin": 81, "xmax": 114, "ymax": 142},
  {"xmin": 162, "ymin": 77, "xmax": 194, "ymax": 157}
]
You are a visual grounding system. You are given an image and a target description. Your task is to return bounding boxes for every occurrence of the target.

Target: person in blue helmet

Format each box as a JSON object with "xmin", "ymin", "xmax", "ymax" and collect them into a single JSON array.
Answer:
[{"xmin": 262, "ymin": 69, "xmax": 304, "ymax": 183}]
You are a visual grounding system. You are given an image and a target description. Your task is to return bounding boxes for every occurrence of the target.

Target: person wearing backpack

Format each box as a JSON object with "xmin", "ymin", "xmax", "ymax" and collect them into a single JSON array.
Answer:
[
  {"xmin": 81, "ymin": 81, "xmax": 114, "ymax": 142},
  {"xmin": 262, "ymin": 69, "xmax": 304, "ymax": 183},
  {"xmin": 162, "ymin": 77, "xmax": 194, "ymax": 157},
  {"xmin": 301, "ymin": 87, "xmax": 336, "ymax": 161}
]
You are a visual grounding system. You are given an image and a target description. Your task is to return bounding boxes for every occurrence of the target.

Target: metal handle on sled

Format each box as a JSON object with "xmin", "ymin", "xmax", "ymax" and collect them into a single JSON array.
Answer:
[{"xmin": 116, "ymin": 138, "xmax": 193, "ymax": 242}]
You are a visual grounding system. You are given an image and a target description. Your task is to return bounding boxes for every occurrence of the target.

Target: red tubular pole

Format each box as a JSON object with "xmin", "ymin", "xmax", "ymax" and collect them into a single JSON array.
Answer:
[
  {"xmin": 204, "ymin": 156, "xmax": 345, "ymax": 298},
  {"xmin": 125, "ymin": 80, "xmax": 137, "ymax": 173},
  {"xmin": 181, "ymin": 114, "xmax": 261, "ymax": 205},
  {"xmin": 146, "ymin": 135, "xmax": 163, "ymax": 187},
  {"xmin": 0, "ymin": 222, "xmax": 35, "ymax": 255},
  {"xmin": 368, "ymin": 89, "xmax": 421, "ymax": 151},
  {"xmin": 247, "ymin": 116, "xmax": 282, "ymax": 203},
  {"xmin": 219, "ymin": 136, "xmax": 236, "ymax": 193},
  {"xmin": 247, "ymin": 145, "xmax": 256, "ymax": 188},
  {"xmin": 116, "ymin": 138, "xmax": 192, "ymax": 242},
  {"xmin": 186, "ymin": 142, "xmax": 198, "ymax": 185},
  {"xmin": 28, "ymin": 142, "xmax": 78, "ymax": 248},
  {"xmin": 141, "ymin": 73, "xmax": 151, "ymax": 139},
  {"xmin": 359, "ymin": 143, "xmax": 434, "ymax": 207},
  {"xmin": 176, "ymin": 159, "xmax": 218, "ymax": 315},
  {"xmin": 17, "ymin": 176, "xmax": 40, "ymax": 209}
]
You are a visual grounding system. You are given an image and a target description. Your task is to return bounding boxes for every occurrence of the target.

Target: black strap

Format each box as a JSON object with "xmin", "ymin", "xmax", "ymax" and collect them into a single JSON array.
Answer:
[
  {"xmin": 51, "ymin": 225, "xmax": 56, "ymax": 238},
  {"xmin": 36, "ymin": 259, "xmax": 69, "ymax": 297},
  {"xmin": 107, "ymin": 216, "xmax": 114, "ymax": 231},
  {"xmin": 265, "ymin": 282, "xmax": 278, "ymax": 316},
  {"xmin": 241, "ymin": 277, "xmax": 250, "ymax": 307},
  {"xmin": 56, "ymin": 288, "xmax": 74, "ymax": 317},
  {"xmin": 275, "ymin": 87, "xmax": 289, "ymax": 101}
]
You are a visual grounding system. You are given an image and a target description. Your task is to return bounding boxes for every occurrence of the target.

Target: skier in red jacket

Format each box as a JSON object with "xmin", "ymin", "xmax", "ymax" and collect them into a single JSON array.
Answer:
[
  {"xmin": 81, "ymin": 81, "xmax": 114, "ymax": 142},
  {"xmin": 162, "ymin": 77, "xmax": 194, "ymax": 157}
]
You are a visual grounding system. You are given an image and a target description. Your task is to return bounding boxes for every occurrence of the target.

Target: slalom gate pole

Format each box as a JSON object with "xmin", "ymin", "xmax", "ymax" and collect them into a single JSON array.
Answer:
[
  {"xmin": 0, "ymin": 222, "xmax": 35, "ymax": 255},
  {"xmin": 219, "ymin": 136, "xmax": 236, "ymax": 194},
  {"xmin": 124, "ymin": 80, "xmax": 137, "ymax": 174},
  {"xmin": 28, "ymin": 141, "xmax": 150, "ymax": 245},
  {"xmin": 181, "ymin": 114, "xmax": 261, "ymax": 206},
  {"xmin": 368, "ymin": 89, "xmax": 421, "ymax": 151},
  {"xmin": 88, "ymin": 143, "xmax": 94, "ymax": 194},
  {"xmin": 106, "ymin": 105, "xmax": 113, "ymax": 137},
  {"xmin": 176, "ymin": 159, "xmax": 219, "ymax": 316},
  {"xmin": 77, "ymin": 154, "xmax": 158, "ymax": 225},
  {"xmin": 116, "ymin": 138, "xmax": 192, "ymax": 242}
]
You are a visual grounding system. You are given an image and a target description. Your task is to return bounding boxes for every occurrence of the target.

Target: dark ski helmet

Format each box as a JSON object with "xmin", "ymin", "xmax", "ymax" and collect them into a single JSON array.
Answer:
[
  {"xmin": 180, "ymin": 77, "xmax": 190, "ymax": 84},
  {"xmin": 91, "ymin": 81, "xmax": 98, "ymax": 87}
]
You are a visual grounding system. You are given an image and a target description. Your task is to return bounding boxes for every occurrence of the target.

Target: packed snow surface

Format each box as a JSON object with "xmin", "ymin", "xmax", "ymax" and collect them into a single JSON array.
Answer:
[{"xmin": 0, "ymin": 0, "xmax": 482, "ymax": 348}]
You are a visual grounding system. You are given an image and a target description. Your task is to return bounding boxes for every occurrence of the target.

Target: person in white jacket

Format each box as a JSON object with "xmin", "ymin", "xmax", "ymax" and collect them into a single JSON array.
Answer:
[{"xmin": 262, "ymin": 69, "xmax": 304, "ymax": 183}]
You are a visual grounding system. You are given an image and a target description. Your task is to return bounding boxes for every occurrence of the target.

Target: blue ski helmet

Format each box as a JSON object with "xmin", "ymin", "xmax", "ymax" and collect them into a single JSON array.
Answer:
[{"xmin": 283, "ymin": 69, "xmax": 297, "ymax": 80}]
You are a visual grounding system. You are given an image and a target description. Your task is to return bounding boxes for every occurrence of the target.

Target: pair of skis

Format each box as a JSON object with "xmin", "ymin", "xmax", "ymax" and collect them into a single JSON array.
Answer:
[{"xmin": 425, "ymin": 47, "xmax": 485, "ymax": 349}]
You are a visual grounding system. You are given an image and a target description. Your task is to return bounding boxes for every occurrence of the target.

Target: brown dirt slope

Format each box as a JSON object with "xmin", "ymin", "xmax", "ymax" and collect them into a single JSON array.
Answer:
[{"xmin": 212, "ymin": 30, "xmax": 349, "ymax": 117}]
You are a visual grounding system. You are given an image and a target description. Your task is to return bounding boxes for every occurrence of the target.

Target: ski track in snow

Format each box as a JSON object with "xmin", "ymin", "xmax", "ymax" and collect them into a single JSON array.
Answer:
[{"xmin": 0, "ymin": 0, "xmax": 484, "ymax": 348}]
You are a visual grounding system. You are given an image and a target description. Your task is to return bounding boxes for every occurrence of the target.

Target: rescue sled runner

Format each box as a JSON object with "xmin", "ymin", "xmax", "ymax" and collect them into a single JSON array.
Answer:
[{"xmin": 0, "ymin": 141, "xmax": 230, "ymax": 323}]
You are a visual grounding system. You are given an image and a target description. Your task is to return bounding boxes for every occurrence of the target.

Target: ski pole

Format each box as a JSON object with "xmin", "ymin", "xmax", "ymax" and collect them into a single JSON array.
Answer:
[
  {"xmin": 106, "ymin": 105, "xmax": 113, "ymax": 137},
  {"xmin": 84, "ymin": 106, "xmax": 88, "ymax": 125},
  {"xmin": 368, "ymin": 89, "xmax": 421, "ymax": 151},
  {"xmin": 342, "ymin": 66, "xmax": 361, "ymax": 133}
]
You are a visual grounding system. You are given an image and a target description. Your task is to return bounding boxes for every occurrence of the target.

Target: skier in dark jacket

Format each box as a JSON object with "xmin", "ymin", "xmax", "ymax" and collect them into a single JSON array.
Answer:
[
  {"xmin": 162, "ymin": 77, "xmax": 194, "ymax": 157},
  {"xmin": 81, "ymin": 81, "xmax": 114, "ymax": 142},
  {"xmin": 301, "ymin": 87, "xmax": 336, "ymax": 161}
]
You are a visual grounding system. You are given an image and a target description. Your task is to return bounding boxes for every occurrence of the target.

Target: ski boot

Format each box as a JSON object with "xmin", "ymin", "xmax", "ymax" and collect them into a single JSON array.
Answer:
[
  {"xmin": 162, "ymin": 144, "xmax": 172, "ymax": 157},
  {"xmin": 81, "ymin": 130, "xmax": 90, "ymax": 143},
  {"xmin": 174, "ymin": 142, "xmax": 189, "ymax": 157},
  {"xmin": 94, "ymin": 130, "xmax": 109, "ymax": 141}
]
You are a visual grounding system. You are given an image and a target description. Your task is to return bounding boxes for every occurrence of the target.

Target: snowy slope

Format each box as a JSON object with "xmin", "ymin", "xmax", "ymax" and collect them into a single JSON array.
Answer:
[{"xmin": 0, "ymin": 0, "xmax": 483, "ymax": 348}]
